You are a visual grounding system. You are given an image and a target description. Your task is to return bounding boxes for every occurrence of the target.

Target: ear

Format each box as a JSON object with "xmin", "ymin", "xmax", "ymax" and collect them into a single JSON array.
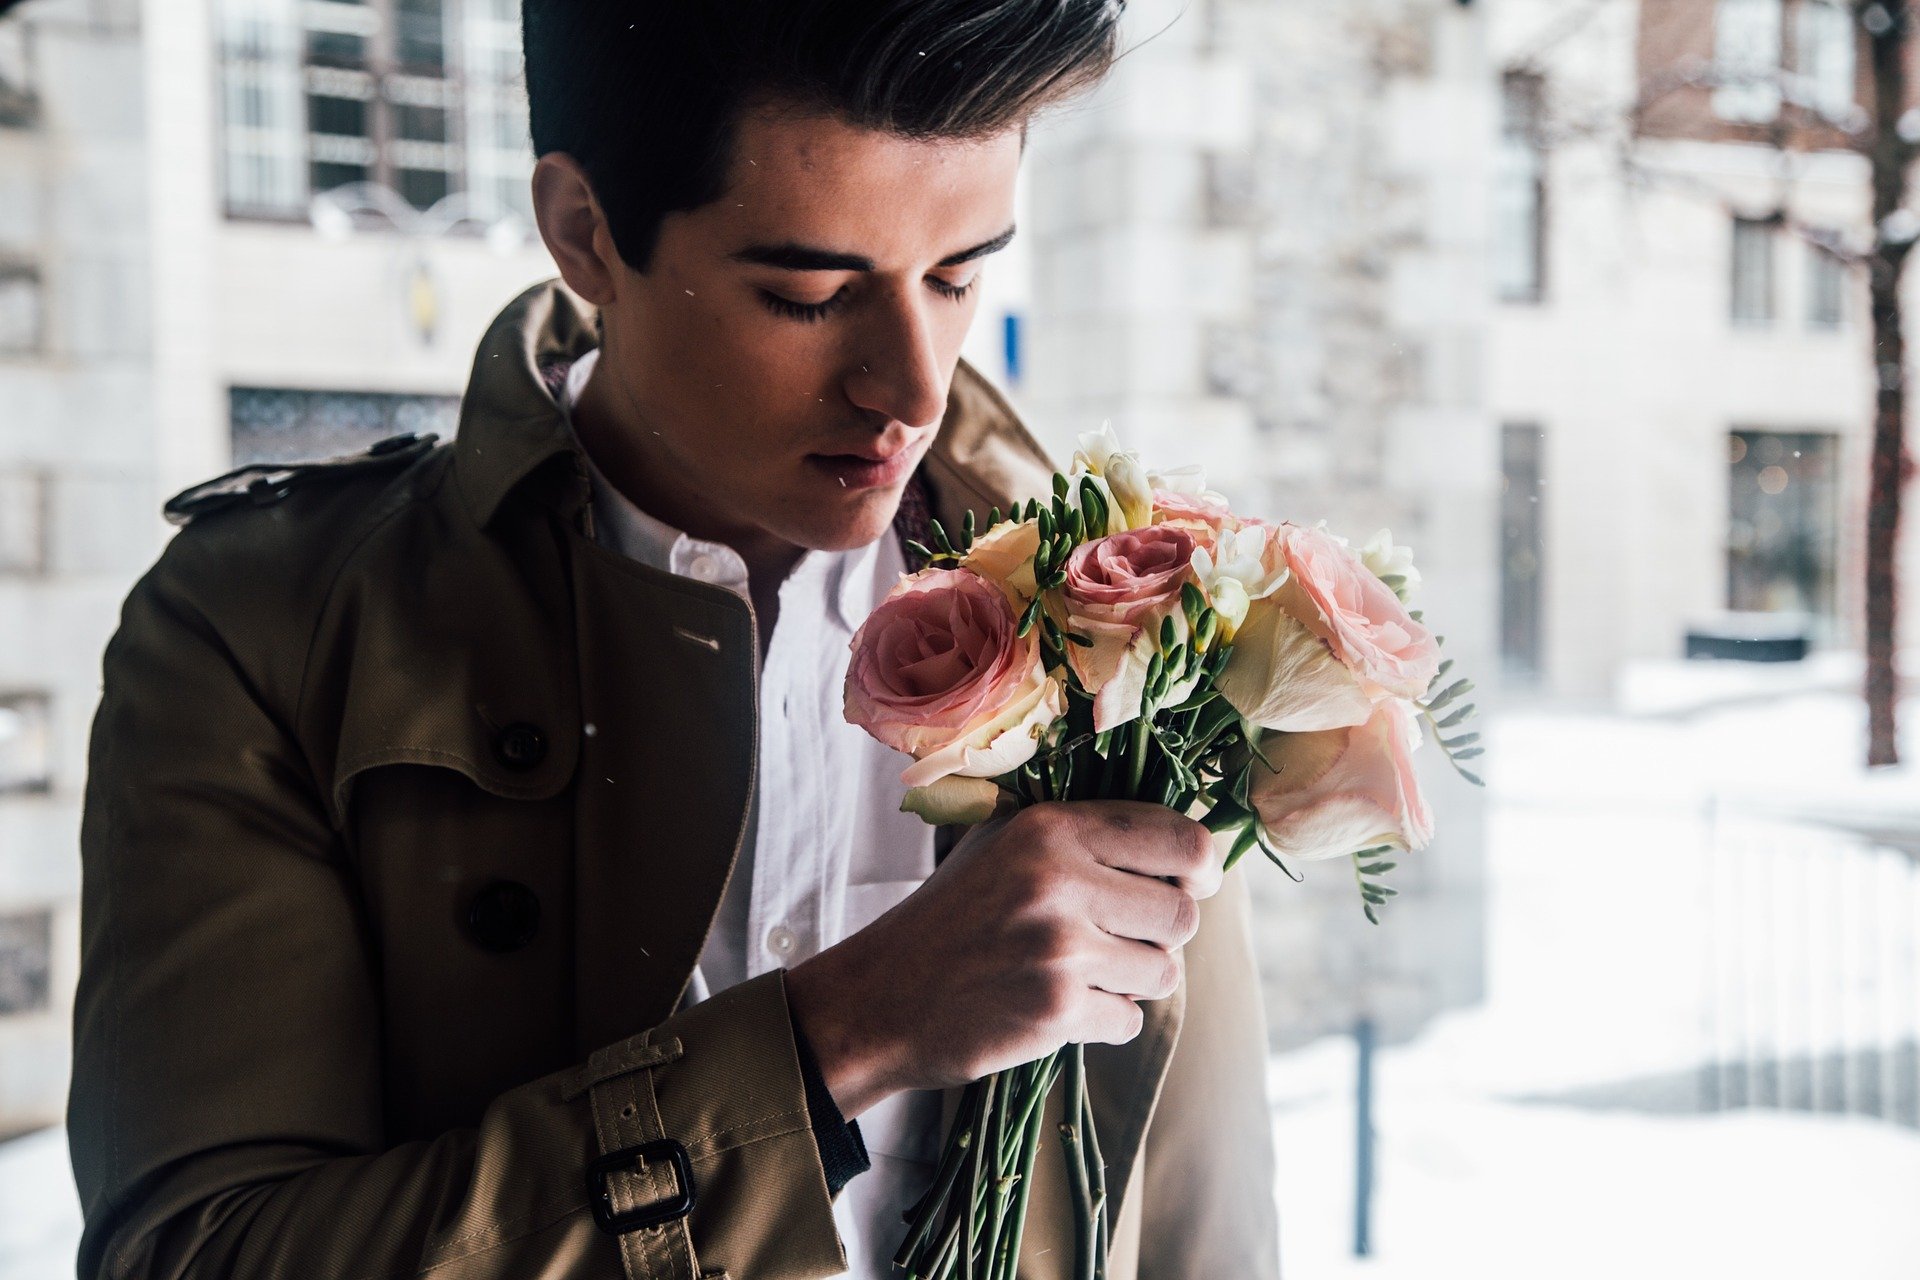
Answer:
[{"xmin": 530, "ymin": 153, "xmax": 619, "ymax": 307}]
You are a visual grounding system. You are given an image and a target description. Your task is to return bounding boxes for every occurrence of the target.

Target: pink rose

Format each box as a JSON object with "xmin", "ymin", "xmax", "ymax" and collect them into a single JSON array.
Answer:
[
  {"xmin": 845, "ymin": 568, "xmax": 1064, "ymax": 799},
  {"xmin": 1055, "ymin": 526, "xmax": 1198, "ymax": 731},
  {"xmin": 1150, "ymin": 488, "xmax": 1235, "ymax": 553},
  {"xmin": 1248, "ymin": 700, "xmax": 1434, "ymax": 860},
  {"xmin": 1268, "ymin": 523, "xmax": 1440, "ymax": 700}
]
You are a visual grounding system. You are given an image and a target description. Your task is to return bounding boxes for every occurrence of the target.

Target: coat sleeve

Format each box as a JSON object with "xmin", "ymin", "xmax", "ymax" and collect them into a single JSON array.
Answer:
[
  {"xmin": 67, "ymin": 553, "xmax": 854, "ymax": 1280},
  {"xmin": 1136, "ymin": 863, "xmax": 1284, "ymax": 1279}
]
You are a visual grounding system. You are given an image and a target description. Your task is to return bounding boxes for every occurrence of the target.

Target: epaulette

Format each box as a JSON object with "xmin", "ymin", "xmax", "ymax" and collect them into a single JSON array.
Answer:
[{"xmin": 162, "ymin": 432, "xmax": 440, "ymax": 527}]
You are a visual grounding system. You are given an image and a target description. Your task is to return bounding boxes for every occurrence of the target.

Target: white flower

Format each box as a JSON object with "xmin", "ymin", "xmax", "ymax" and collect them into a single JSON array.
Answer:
[
  {"xmin": 1189, "ymin": 524, "xmax": 1288, "ymax": 640},
  {"xmin": 1359, "ymin": 528, "xmax": 1421, "ymax": 601},
  {"xmin": 1068, "ymin": 423, "xmax": 1152, "ymax": 533}
]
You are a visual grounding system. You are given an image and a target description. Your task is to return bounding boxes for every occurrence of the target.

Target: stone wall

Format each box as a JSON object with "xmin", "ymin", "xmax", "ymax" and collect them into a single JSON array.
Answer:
[{"xmin": 1021, "ymin": 0, "xmax": 1497, "ymax": 1051}]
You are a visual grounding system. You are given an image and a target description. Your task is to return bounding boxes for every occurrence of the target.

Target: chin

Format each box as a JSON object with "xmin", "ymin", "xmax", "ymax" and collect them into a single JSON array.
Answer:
[{"xmin": 789, "ymin": 489, "xmax": 906, "ymax": 553}]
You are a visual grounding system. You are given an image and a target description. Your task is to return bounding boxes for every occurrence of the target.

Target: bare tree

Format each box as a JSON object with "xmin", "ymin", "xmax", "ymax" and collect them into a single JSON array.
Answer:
[{"xmin": 1524, "ymin": 0, "xmax": 1910, "ymax": 766}]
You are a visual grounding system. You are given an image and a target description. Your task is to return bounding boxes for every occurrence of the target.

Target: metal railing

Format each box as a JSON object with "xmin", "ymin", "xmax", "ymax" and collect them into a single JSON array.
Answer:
[{"xmin": 1703, "ymin": 800, "xmax": 1920, "ymax": 1127}]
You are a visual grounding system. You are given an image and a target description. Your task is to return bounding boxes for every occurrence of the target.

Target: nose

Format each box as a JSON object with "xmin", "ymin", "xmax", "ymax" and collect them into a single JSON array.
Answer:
[{"xmin": 844, "ymin": 286, "xmax": 950, "ymax": 431}]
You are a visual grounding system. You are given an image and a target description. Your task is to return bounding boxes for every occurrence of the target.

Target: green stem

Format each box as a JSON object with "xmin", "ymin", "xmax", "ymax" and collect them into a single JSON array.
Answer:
[
  {"xmin": 1059, "ymin": 1044, "xmax": 1097, "ymax": 1280},
  {"xmin": 1126, "ymin": 719, "xmax": 1149, "ymax": 798},
  {"xmin": 996, "ymin": 1057, "xmax": 1052, "ymax": 1280}
]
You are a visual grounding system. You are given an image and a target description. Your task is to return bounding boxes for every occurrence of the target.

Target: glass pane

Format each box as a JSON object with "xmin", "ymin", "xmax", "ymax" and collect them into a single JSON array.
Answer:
[
  {"xmin": 0, "ymin": 691, "xmax": 52, "ymax": 795},
  {"xmin": 1731, "ymin": 218, "xmax": 1775, "ymax": 325},
  {"xmin": 1500, "ymin": 425, "xmax": 1546, "ymax": 679},
  {"xmin": 1727, "ymin": 430, "xmax": 1838, "ymax": 618},
  {"xmin": 0, "ymin": 910, "xmax": 52, "ymax": 1016},
  {"xmin": 1806, "ymin": 241, "xmax": 1846, "ymax": 329},
  {"xmin": 1714, "ymin": 0, "xmax": 1785, "ymax": 122}
]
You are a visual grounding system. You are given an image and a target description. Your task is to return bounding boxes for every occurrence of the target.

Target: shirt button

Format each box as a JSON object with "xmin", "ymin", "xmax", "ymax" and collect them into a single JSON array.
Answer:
[
  {"xmin": 690, "ymin": 553, "xmax": 718, "ymax": 581},
  {"xmin": 765, "ymin": 924, "xmax": 797, "ymax": 958}
]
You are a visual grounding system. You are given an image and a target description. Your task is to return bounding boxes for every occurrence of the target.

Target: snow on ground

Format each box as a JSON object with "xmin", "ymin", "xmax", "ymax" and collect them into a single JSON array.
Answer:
[
  {"xmin": 1269, "ymin": 669, "xmax": 1920, "ymax": 1278},
  {"xmin": 0, "ymin": 1127, "xmax": 81, "ymax": 1280}
]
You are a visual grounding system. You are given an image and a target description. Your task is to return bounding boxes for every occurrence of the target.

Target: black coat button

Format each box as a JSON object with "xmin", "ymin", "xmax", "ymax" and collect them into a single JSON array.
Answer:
[
  {"xmin": 467, "ymin": 880, "xmax": 541, "ymax": 952},
  {"xmin": 494, "ymin": 722, "xmax": 547, "ymax": 770}
]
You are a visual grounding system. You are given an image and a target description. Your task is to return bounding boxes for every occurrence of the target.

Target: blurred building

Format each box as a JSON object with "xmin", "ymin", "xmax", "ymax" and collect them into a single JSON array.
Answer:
[
  {"xmin": 0, "ymin": 0, "xmax": 561, "ymax": 1134},
  {"xmin": 1487, "ymin": 0, "xmax": 1920, "ymax": 698},
  {"xmin": 1019, "ymin": 0, "xmax": 1497, "ymax": 1050}
]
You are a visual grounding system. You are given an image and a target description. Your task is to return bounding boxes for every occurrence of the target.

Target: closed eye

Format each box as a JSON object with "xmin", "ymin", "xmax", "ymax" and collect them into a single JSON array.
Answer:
[{"xmin": 757, "ymin": 275, "xmax": 979, "ymax": 323}]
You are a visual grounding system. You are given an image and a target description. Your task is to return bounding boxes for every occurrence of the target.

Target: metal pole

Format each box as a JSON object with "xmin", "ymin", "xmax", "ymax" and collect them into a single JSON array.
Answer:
[{"xmin": 1354, "ymin": 1016, "xmax": 1375, "ymax": 1257}]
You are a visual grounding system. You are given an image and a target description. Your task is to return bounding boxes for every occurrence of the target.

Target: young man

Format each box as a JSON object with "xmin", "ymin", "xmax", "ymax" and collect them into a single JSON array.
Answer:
[{"xmin": 68, "ymin": 3, "xmax": 1281, "ymax": 1277}]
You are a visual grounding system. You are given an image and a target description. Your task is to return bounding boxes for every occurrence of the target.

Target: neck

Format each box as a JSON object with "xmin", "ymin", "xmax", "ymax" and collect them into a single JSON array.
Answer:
[{"xmin": 571, "ymin": 351, "xmax": 808, "ymax": 594}]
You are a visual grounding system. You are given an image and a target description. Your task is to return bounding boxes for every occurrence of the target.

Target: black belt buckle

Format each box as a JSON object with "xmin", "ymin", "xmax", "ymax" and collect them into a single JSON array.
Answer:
[{"xmin": 586, "ymin": 1138, "xmax": 697, "ymax": 1234}]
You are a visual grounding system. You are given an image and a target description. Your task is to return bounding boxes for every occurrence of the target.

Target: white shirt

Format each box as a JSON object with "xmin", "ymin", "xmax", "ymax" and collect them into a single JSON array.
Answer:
[{"xmin": 562, "ymin": 349, "xmax": 942, "ymax": 1278}]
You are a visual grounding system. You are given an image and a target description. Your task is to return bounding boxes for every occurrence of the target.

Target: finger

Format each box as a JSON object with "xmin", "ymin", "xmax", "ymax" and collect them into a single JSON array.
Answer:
[
  {"xmin": 1084, "ymin": 865, "xmax": 1200, "ymax": 949},
  {"xmin": 1078, "ymin": 989, "xmax": 1146, "ymax": 1046},
  {"xmin": 1078, "ymin": 803, "xmax": 1221, "ymax": 898},
  {"xmin": 1085, "ymin": 934, "xmax": 1183, "ymax": 1002}
]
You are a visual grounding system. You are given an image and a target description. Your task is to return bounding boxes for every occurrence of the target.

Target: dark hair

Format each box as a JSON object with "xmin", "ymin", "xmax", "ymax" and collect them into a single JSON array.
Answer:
[{"xmin": 522, "ymin": 0, "xmax": 1124, "ymax": 271}]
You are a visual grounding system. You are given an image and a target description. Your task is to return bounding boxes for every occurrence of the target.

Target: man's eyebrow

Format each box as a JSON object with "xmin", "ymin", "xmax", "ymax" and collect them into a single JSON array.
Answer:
[{"xmin": 729, "ymin": 224, "xmax": 1017, "ymax": 272}]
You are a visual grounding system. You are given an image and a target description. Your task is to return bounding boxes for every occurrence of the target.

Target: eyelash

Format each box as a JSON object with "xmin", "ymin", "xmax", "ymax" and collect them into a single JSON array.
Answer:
[{"xmin": 759, "ymin": 276, "xmax": 977, "ymax": 324}]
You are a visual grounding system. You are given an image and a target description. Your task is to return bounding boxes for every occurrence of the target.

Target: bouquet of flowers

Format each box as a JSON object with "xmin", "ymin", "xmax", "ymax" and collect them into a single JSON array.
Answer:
[{"xmin": 844, "ymin": 428, "xmax": 1481, "ymax": 1280}]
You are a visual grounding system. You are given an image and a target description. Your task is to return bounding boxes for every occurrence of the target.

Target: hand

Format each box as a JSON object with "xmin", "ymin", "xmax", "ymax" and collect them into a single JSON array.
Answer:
[{"xmin": 784, "ymin": 800, "xmax": 1221, "ymax": 1120}]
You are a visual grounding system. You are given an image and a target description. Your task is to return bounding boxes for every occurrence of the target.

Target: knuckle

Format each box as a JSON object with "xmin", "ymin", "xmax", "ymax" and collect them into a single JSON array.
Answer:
[
  {"xmin": 1160, "ymin": 949, "xmax": 1183, "ymax": 997},
  {"xmin": 1168, "ymin": 892, "xmax": 1200, "ymax": 944}
]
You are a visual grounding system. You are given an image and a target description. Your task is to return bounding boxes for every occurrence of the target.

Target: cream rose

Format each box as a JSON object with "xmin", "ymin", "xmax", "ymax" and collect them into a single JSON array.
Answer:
[{"xmin": 1247, "ymin": 700, "xmax": 1435, "ymax": 861}]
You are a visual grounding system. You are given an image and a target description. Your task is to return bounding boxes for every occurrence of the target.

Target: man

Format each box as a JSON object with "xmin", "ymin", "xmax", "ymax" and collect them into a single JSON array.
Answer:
[{"xmin": 68, "ymin": 2, "xmax": 1281, "ymax": 1277}]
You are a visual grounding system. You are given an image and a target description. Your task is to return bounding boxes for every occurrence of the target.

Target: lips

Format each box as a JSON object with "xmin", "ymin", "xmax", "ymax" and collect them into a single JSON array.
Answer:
[{"xmin": 807, "ymin": 436, "xmax": 927, "ymax": 491}]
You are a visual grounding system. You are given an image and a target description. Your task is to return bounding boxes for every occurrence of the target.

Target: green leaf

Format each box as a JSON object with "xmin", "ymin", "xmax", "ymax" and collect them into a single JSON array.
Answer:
[
  {"xmin": 1429, "ymin": 657, "xmax": 1455, "ymax": 687},
  {"xmin": 1363, "ymin": 903, "xmax": 1380, "ymax": 925},
  {"xmin": 1067, "ymin": 505, "xmax": 1084, "ymax": 541},
  {"xmin": 1435, "ymin": 703, "xmax": 1475, "ymax": 729},
  {"xmin": 1373, "ymin": 884, "xmax": 1399, "ymax": 898},
  {"xmin": 1053, "ymin": 472, "xmax": 1070, "ymax": 500},
  {"xmin": 962, "ymin": 508, "xmax": 976, "ymax": 548},
  {"xmin": 1359, "ymin": 861, "xmax": 1398, "ymax": 875},
  {"xmin": 1457, "ymin": 768, "xmax": 1484, "ymax": 787},
  {"xmin": 905, "ymin": 539, "xmax": 935, "ymax": 563},
  {"xmin": 1425, "ymin": 678, "xmax": 1473, "ymax": 712},
  {"xmin": 930, "ymin": 520, "xmax": 955, "ymax": 555},
  {"xmin": 1160, "ymin": 615, "xmax": 1178, "ymax": 651},
  {"xmin": 1451, "ymin": 746, "xmax": 1484, "ymax": 760},
  {"xmin": 1409, "ymin": 609, "xmax": 1424, "ymax": 622},
  {"xmin": 1066, "ymin": 630, "xmax": 1094, "ymax": 647},
  {"xmin": 1036, "ymin": 506, "xmax": 1054, "ymax": 543},
  {"xmin": 1440, "ymin": 732, "xmax": 1481, "ymax": 749},
  {"xmin": 987, "ymin": 505, "xmax": 1002, "ymax": 528}
]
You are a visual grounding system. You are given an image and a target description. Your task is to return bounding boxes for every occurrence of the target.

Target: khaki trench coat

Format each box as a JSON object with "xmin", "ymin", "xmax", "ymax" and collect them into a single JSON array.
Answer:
[{"xmin": 68, "ymin": 280, "xmax": 1282, "ymax": 1280}]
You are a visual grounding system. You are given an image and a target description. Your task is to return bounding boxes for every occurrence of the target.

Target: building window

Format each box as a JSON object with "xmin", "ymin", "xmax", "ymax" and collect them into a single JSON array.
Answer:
[
  {"xmin": 0, "ymin": 691, "xmax": 52, "ymax": 796},
  {"xmin": 1731, "ymin": 216, "xmax": 1776, "ymax": 327},
  {"xmin": 1715, "ymin": 0, "xmax": 1785, "ymax": 123},
  {"xmin": 1495, "ymin": 72, "xmax": 1547, "ymax": 304},
  {"xmin": 0, "ymin": 470, "xmax": 48, "ymax": 576},
  {"xmin": 1792, "ymin": 0, "xmax": 1857, "ymax": 121},
  {"xmin": 1727, "ymin": 430, "xmax": 1837, "ymax": 620},
  {"xmin": 0, "ymin": 259, "xmax": 43, "ymax": 353},
  {"xmin": 0, "ymin": 910, "xmax": 53, "ymax": 1016},
  {"xmin": 1805, "ymin": 238, "xmax": 1847, "ymax": 329},
  {"xmin": 217, "ymin": 0, "xmax": 533, "ymax": 221},
  {"xmin": 1499, "ymin": 424, "xmax": 1546, "ymax": 682},
  {"xmin": 229, "ymin": 386, "xmax": 460, "ymax": 465},
  {"xmin": 0, "ymin": 19, "xmax": 39, "ymax": 129}
]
